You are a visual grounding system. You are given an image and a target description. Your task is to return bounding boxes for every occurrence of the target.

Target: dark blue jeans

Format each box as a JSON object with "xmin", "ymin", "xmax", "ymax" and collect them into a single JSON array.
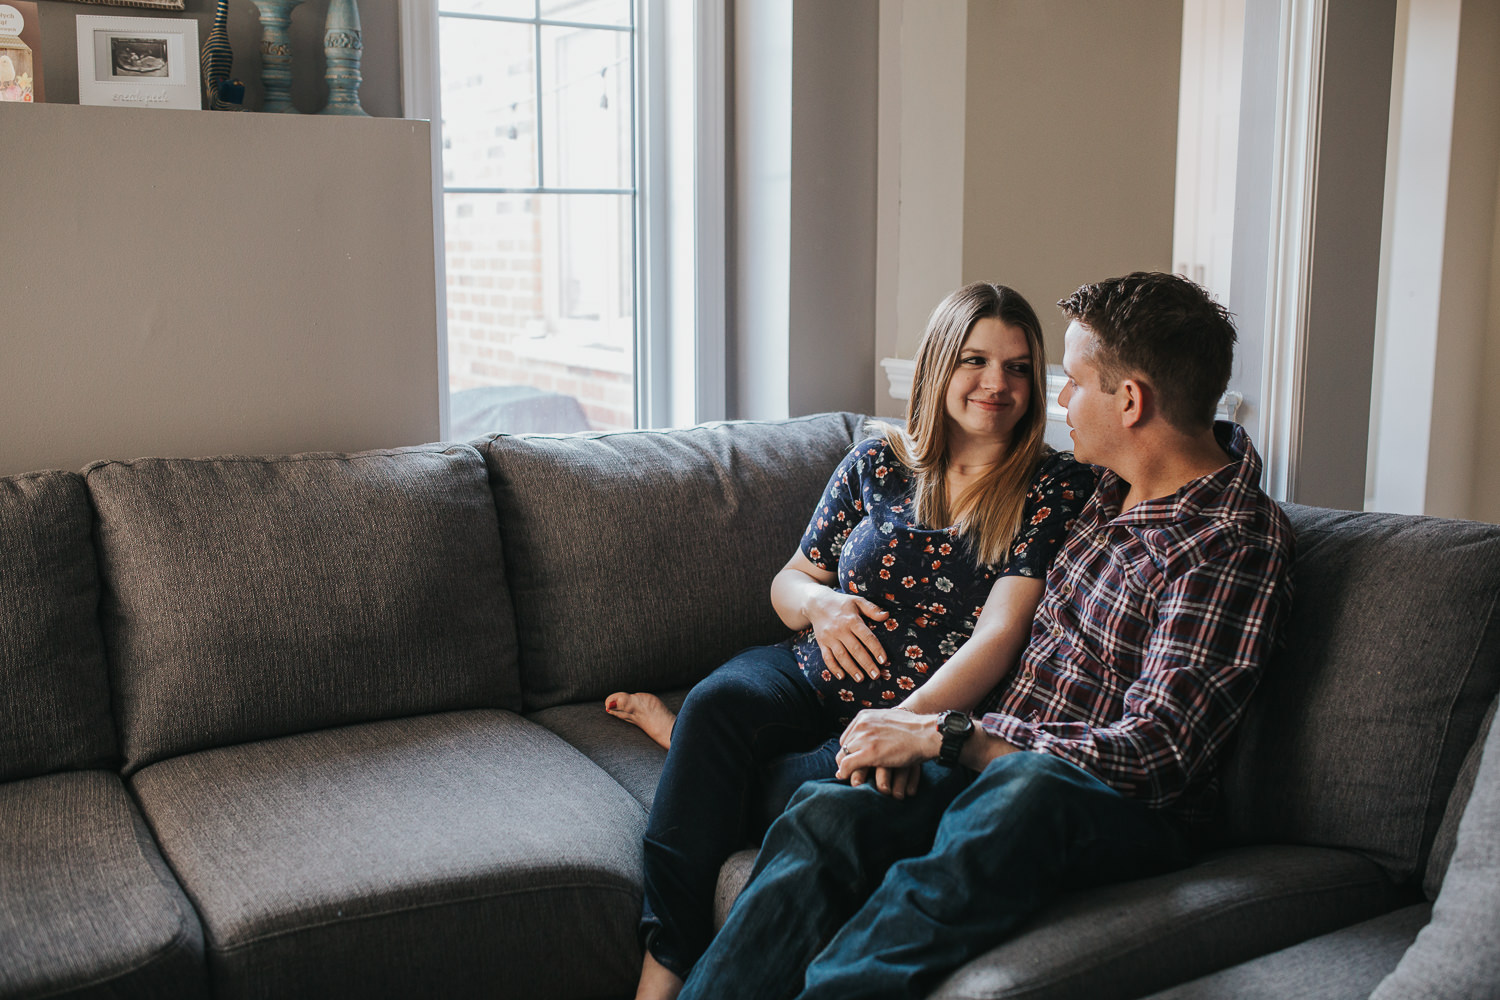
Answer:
[
  {"xmin": 641, "ymin": 645, "xmax": 842, "ymax": 978},
  {"xmin": 677, "ymin": 752, "xmax": 1191, "ymax": 1000}
]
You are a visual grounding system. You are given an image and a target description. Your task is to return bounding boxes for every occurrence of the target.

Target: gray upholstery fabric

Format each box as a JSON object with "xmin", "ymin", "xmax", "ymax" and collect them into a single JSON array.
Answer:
[
  {"xmin": 1372, "ymin": 697, "xmax": 1500, "ymax": 999},
  {"xmin": 1222, "ymin": 504, "xmax": 1500, "ymax": 882},
  {"xmin": 1424, "ymin": 695, "xmax": 1496, "ymax": 899},
  {"xmin": 528, "ymin": 689, "xmax": 687, "ymax": 811},
  {"xmin": 0, "ymin": 770, "xmax": 207, "ymax": 999},
  {"xmin": 0, "ymin": 471, "xmax": 116, "ymax": 782},
  {"xmin": 130, "ymin": 710, "xmax": 645, "ymax": 1000},
  {"xmin": 1142, "ymin": 904, "xmax": 1431, "ymax": 1000},
  {"xmin": 922, "ymin": 845, "xmax": 1397, "ymax": 1000},
  {"xmin": 85, "ymin": 445, "xmax": 522, "ymax": 774},
  {"xmin": 475, "ymin": 412, "xmax": 864, "ymax": 709},
  {"xmin": 715, "ymin": 848, "xmax": 759, "ymax": 930}
]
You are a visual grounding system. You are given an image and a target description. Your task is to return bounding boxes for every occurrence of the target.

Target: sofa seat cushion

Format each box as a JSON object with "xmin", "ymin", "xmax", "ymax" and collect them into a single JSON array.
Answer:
[
  {"xmin": 130, "ymin": 710, "xmax": 647, "ymax": 1000},
  {"xmin": 1141, "ymin": 904, "xmax": 1430, "ymax": 1000},
  {"xmin": 528, "ymin": 690, "xmax": 687, "ymax": 811},
  {"xmin": 476, "ymin": 413, "xmax": 864, "ymax": 709},
  {"xmin": 0, "ymin": 471, "xmax": 116, "ymax": 782},
  {"xmin": 86, "ymin": 445, "xmax": 522, "ymax": 774},
  {"xmin": 914, "ymin": 844, "xmax": 1396, "ymax": 1000},
  {"xmin": 0, "ymin": 770, "xmax": 207, "ymax": 999}
]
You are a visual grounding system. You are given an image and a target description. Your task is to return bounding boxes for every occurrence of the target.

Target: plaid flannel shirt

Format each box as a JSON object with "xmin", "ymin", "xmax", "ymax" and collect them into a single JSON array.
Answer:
[{"xmin": 978, "ymin": 422, "xmax": 1293, "ymax": 824}]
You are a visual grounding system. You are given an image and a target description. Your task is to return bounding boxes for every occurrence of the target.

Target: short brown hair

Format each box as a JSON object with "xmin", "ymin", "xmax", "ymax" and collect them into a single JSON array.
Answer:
[{"xmin": 1058, "ymin": 272, "xmax": 1235, "ymax": 431}]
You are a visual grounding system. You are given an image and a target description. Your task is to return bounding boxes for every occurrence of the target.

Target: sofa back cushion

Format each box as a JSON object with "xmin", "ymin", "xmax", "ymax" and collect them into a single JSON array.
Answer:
[
  {"xmin": 475, "ymin": 413, "xmax": 863, "ymax": 710},
  {"xmin": 1221, "ymin": 504, "xmax": 1500, "ymax": 882},
  {"xmin": 1423, "ymin": 695, "xmax": 1496, "ymax": 898},
  {"xmin": 0, "ymin": 472, "xmax": 117, "ymax": 781},
  {"xmin": 87, "ymin": 446, "xmax": 521, "ymax": 774},
  {"xmin": 1370, "ymin": 689, "xmax": 1500, "ymax": 999}
]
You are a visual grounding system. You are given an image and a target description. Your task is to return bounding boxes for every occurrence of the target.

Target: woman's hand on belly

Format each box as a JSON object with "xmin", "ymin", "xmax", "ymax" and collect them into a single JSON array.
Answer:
[{"xmin": 804, "ymin": 588, "xmax": 890, "ymax": 682}]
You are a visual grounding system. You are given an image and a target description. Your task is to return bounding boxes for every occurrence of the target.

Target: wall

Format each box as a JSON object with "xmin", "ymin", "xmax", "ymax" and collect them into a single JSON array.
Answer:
[
  {"xmin": 960, "ymin": 0, "xmax": 1182, "ymax": 361},
  {"xmin": 729, "ymin": 0, "xmax": 879, "ymax": 421},
  {"xmin": 1477, "ymin": 160, "xmax": 1500, "ymax": 522},
  {"xmin": 0, "ymin": 102, "xmax": 439, "ymax": 476},
  {"xmin": 1369, "ymin": 0, "xmax": 1500, "ymax": 518},
  {"xmin": 32, "ymin": 0, "xmax": 400, "ymax": 116}
]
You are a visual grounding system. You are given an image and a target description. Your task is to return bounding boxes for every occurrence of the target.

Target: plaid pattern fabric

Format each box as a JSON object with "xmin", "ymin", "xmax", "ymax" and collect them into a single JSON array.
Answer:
[{"xmin": 978, "ymin": 422, "xmax": 1294, "ymax": 824}]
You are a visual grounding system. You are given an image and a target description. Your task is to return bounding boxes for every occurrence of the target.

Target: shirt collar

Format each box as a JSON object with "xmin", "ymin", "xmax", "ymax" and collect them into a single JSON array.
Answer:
[{"xmin": 1092, "ymin": 422, "xmax": 1262, "ymax": 527}]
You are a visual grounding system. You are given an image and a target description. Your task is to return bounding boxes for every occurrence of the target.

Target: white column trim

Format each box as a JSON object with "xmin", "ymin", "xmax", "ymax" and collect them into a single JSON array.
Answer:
[
  {"xmin": 691, "ymin": 0, "xmax": 727, "ymax": 424},
  {"xmin": 1257, "ymin": 0, "xmax": 1328, "ymax": 500},
  {"xmin": 397, "ymin": 0, "xmax": 450, "ymax": 439}
]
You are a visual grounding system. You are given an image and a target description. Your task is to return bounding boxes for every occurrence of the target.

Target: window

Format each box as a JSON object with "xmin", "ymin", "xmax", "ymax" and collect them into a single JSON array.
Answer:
[{"xmin": 401, "ymin": 0, "xmax": 725, "ymax": 437}]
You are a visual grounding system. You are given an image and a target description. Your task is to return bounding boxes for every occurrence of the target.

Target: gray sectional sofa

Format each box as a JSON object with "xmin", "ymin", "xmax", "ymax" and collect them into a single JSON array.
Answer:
[{"xmin": 1, "ymin": 412, "xmax": 1496, "ymax": 1000}]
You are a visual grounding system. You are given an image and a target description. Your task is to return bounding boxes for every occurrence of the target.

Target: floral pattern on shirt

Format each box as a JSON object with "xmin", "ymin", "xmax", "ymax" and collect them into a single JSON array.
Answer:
[{"xmin": 790, "ymin": 438, "xmax": 1095, "ymax": 722}]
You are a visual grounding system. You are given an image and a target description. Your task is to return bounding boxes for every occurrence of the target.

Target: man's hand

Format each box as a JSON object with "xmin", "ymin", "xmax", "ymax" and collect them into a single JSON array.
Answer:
[{"xmin": 835, "ymin": 708, "xmax": 942, "ymax": 798}]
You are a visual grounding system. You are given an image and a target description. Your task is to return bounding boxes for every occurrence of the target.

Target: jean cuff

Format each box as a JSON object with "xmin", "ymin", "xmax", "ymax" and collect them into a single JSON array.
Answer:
[{"xmin": 640, "ymin": 919, "xmax": 693, "ymax": 980}]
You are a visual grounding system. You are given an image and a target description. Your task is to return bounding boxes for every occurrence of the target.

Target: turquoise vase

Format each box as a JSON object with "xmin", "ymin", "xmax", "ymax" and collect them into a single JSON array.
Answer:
[
  {"xmin": 251, "ymin": 0, "xmax": 304, "ymax": 113},
  {"xmin": 319, "ymin": 0, "xmax": 367, "ymax": 116}
]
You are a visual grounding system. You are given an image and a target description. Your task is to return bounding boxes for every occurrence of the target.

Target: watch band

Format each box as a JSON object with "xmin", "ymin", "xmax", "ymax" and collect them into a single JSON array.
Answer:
[{"xmin": 936, "ymin": 710, "xmax": 974, "ymax": 767}]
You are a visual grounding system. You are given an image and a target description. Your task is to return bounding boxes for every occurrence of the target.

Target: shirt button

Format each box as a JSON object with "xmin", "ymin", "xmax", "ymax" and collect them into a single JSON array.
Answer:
[{"xmin": 1050, "ymin": 623, "xmax": 1064, "ymax": 638}]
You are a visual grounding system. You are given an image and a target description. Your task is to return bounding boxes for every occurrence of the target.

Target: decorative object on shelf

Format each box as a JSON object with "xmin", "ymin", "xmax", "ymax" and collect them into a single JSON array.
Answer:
[
  {"xmin": 0, "ymin": 2, "xmax": 40, "ymax": 103},
  {"xmin": 55, "ymin": 0, "xmax": 184, "ymax": 9},
  {"xmin": 250, "ymin": 0, "xmax": 303, "ymax": 113},
  {"xmin": 200, "ymin": 0, "xmax": 245, "ymax": 111},
  {"xmin": 74, "ymin": 14, "xmax": 200, "ymax": 111},
  {"xmin": 319, "ymin": 0, "xmax": 366, "ymax": 116}
]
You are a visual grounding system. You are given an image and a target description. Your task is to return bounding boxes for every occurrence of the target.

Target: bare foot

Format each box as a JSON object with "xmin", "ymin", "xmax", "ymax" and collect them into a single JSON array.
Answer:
[
  {"xmin": 633, "ymin": 950, "xmax": 684, "ymax": 1000},
  {"xmin": 605, "ymin": 692, "xmax": 676, "ymax": 750}
]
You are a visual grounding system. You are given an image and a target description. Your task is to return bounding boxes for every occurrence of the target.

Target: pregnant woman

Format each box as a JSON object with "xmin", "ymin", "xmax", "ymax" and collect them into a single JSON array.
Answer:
[{"xmin": 607, "ymin": 282, "xmax": 1096, "ymax": 1000}]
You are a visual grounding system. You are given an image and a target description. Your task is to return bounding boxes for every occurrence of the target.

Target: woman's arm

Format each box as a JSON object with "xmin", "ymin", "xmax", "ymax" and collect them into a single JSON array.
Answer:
[
  {"xmin": 771, "ymin": 549, "xmax": 889, "ymax": 682},
  {"xmin": 841, "ymin": 573, "xmax": 1043, "ymax": 798},
  {"xmin": 897, "ymin": 574, "xmax": 1044, "ymax": 715}
]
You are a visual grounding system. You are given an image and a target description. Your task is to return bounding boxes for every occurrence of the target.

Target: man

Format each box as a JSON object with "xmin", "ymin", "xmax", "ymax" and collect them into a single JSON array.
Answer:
[{"xmin": 675, "ymin": 272, "xmax": 1295, "ymax": 1000}]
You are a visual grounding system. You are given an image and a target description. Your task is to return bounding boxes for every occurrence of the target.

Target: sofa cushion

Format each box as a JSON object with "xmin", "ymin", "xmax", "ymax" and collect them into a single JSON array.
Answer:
[
  {"xmin": 528, "ymin": 690, "xmax": 687, "ymax": 811},
  {"xmin": 1221, "ymin": 505, "xmax": 1500, "ymax": 882},
  {"xmin": 0, "ymin": 471, "xmax": 116, "ymax": 782},
  {"xmin": 1424, "ymin": 695, "xmax": 1496, "ymax": 898},
  {"xmin": 920, "ymin": 845, "xmax": 1397, "ymax": 1000},
  {"xmin": 1141, "ymin": 904, "xmax": 1430, "ymax": 1000},
  {"xmin": 86, "ymin": 445, "xmax": 521, "ymax": 774},
  {"xmin": 130, "ymin": 710, "xmax": 645, "ymax": 1000},
  {"xmin": 0, "ymin": 770, "xmax": 207, "ymax": 999},
  {"xmin": 475, "ymin": 413, "xmax": 864, "ymax": 710},
  {"xmin": 1371, "ymin": 694, "xmax": 1500, "ymax": 999}
]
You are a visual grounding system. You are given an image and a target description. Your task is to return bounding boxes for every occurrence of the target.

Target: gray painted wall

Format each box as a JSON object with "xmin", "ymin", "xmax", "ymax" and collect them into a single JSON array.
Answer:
[
  {"xmin": 961, "ymin": 0, "xmax": 1183, "ymax": 360},
  {"xmin": 32, "ymin": 0, "xmax": 401, "ymax": 116},
  {"xmin": 0, "ymin": 102, "xmax": 439, "ymax": 476}
]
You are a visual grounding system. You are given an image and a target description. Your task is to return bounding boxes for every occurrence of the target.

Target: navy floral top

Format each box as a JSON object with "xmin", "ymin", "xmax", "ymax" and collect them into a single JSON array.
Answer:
[{"xmin": 791, "ymin": 437, "xmax": 1095, "ymax": 722}]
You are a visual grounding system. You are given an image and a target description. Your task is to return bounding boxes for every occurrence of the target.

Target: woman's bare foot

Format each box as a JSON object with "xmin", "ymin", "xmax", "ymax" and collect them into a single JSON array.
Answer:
[
  {"xmin": 605, "ymin": 692, "xmax": 676, "ymax": 750},
  {"xmin": 633, "ymin": 950, "xmax": 684, "ymax": 1000}
]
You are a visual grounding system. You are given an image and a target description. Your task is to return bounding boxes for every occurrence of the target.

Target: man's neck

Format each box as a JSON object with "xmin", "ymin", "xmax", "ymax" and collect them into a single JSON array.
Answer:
[{"xmin": 1116, "ymin": 427, "xmax": 1232, "ymax": 513}]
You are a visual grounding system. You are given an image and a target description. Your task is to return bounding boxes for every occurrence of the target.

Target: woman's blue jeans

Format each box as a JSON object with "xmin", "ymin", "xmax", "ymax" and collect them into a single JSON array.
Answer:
[
  {"xmin": 677, "ymin": 752, "xmax": 1191, "ymax": 1000},
  {"xmin": 641, "ymin": 644, "xmax": 842, "ymax": 978}
]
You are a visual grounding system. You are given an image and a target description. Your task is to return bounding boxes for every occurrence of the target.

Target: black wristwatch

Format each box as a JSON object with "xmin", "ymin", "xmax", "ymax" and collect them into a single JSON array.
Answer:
[{"xmin": 936, "ymin": 710, "xmax": 974, "ymax": 767}]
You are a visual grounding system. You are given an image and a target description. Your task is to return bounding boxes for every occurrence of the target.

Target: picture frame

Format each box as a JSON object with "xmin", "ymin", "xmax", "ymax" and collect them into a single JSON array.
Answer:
[
  {"xmin": 75, "ymin": 15, "xmax": 199, "ymax": 110},
  {"xmin": 56, "ymin": 0, "xmax": 185, "ymax": 10}
]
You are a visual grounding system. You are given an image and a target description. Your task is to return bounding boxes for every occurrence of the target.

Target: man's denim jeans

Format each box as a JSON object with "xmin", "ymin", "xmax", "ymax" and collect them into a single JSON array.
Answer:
[
  {"xmin": 679, "ymin": 752, "xmax": 1190, "ymax": 1000},
  {"xmin": 641, "ymin": 645, "xmax": 841, "ymax": 978}
]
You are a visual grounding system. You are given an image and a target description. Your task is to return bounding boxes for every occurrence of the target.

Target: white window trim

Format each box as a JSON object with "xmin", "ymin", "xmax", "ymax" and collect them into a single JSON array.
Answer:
[
  {"xmin": 1256, "ymin": 0, "xmax": 1327, "ymax": 501},
  {"xmin": 397, "ymin": 0, "xmax": 726, "ymax": 434}
]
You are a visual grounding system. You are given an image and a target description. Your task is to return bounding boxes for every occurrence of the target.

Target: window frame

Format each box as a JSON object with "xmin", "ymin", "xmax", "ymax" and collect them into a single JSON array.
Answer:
[{"xmin": 399, "ymin": 0, "xmax": 726, "ymax": 435}]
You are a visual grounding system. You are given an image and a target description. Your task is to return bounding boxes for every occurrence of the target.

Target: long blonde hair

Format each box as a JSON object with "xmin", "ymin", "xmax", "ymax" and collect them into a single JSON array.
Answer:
[{"xmin": 875, "ymin": 282, "xmax": 1049, "ymax": 567}]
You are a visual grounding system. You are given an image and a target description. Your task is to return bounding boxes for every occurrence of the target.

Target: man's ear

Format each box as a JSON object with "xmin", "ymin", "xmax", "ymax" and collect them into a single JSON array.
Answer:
[{"xmin": 1118, "ymin": 378, "xmax": 1148, "ymax": 429}]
